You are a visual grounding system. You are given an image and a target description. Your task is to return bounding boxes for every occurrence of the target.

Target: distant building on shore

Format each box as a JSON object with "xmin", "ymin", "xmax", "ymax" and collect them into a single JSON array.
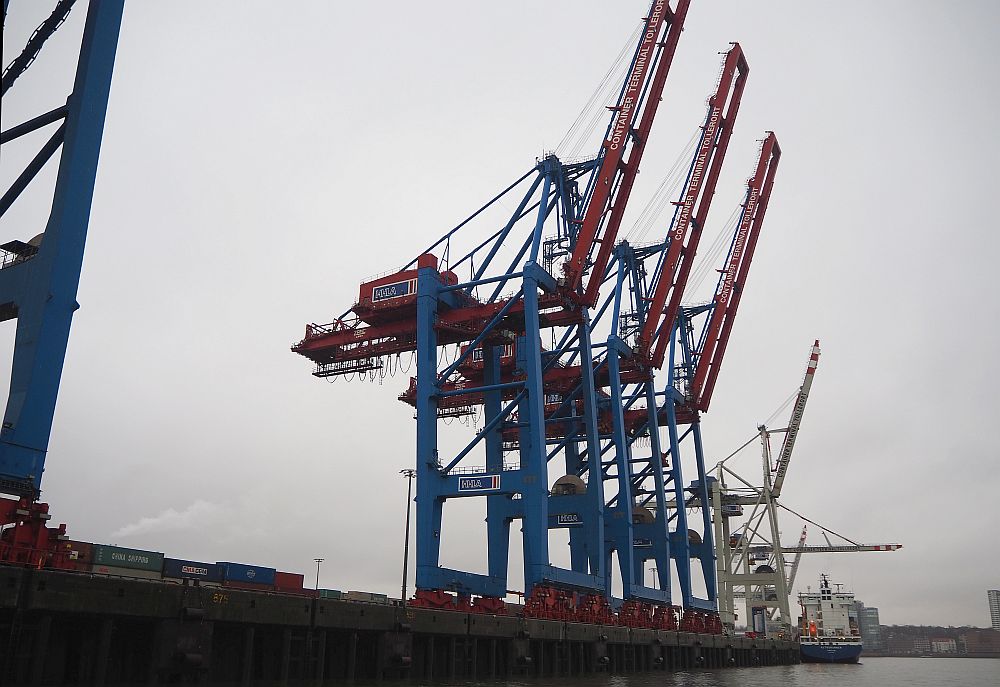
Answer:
[
  {"xmin": 988, "ymin": 589, "xmax": 1000, "ymax": 631},
  {"xmin": 930, "ymin": 638, "xmax": 956, "ymax": 654},
  {"xmin": 881, "ymin": 625, "xmax": 1000, "ymax": 657},
  {"xmin": 961, "ymin": 629, "xmax": 1000, "ymax": 656},
  {"xmin": 854, "ymin": 601, "xmax": 883, "ymax": 651}
]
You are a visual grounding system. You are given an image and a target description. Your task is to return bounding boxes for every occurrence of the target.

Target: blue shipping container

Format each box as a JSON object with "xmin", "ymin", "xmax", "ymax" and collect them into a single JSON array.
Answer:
[
  {"xmin": 218, "ymin": 562, "xmax": 276, "ymax": 585},
  {"xmin": 163, "ymin": 558, "xmax": 224, "ymax": 582}
]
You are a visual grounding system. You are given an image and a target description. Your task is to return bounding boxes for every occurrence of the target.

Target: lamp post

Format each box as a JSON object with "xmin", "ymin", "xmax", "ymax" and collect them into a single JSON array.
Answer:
[
  {"xmin": 314, "ymin": 558, "xmax": 324, "ymax": 591},
  {"xmin": 400, "ymin": 468, "xmax": 416, "ymax": 603}
]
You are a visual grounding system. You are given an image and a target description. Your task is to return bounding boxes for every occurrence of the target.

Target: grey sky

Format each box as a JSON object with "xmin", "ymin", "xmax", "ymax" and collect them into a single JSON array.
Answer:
[{"xmin": 2, "ymin": 1, "xmax": 998, "ymax": 627}]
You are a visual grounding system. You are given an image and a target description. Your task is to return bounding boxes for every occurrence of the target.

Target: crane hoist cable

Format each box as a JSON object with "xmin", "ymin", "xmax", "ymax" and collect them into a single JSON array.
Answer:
[
  {"xmin": 714, "ymin": 432, "xmax": 760, "ymax": 470},
  {"xmin": 625, "ymin": 128, "xmax": 701, "ymax": 243},
  {"xmin": 761, "ymin": 389, "xmax": 799, "ymax": 428},
  {"xmin": 713, "ymin": 385, "xmax": 800, "ymax": 470},
  {"xmin": 557, "ymin": 25, "xmax": 643, "ymax": 157},
  {"xmin": 685, "ymin": 204, "xmax": 743, "ymax": 296},
  {"xmin": 774, "ymin": 500, "xmax": 861, "ymax": 547}
]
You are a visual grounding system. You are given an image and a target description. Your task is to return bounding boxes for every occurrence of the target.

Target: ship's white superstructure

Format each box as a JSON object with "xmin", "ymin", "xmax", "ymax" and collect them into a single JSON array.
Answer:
[{"xmin": 798, "ymin": 575, "xmax": 862, "ymax": 663}]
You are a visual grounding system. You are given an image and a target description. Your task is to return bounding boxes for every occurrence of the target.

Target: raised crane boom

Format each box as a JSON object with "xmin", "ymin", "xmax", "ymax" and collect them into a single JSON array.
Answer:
[
  {"xmin": 565, "ymin": 0, "xmax": 690, "ymax": 306},
  {"xmin": 770, "ymin": 340, "xmax": 820, "ymax": 498},
  {"xmin": 786, "ymin": 525, "xmax": 808, "ymax": 590},
  {"xmin": 685, "ymin": 131, "xmax": 780, "ymax": 402},
  {"xmin": 641, "ymin": 45, "xmax": 749, "ymax": 369}
]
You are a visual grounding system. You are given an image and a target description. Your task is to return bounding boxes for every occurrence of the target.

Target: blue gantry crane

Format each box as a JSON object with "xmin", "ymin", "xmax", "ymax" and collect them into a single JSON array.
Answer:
[
  {"xmin": 0, "ymin": 0, "xmax": 124, "ymax": 565},
  {"xmin": 294, "ymin": 0, "xmax": 780, "ymax": 631}
]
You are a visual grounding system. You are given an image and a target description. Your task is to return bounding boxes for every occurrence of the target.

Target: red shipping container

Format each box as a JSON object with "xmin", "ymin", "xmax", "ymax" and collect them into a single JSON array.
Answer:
[
  {"xmin": 53, "ymin": 540, "xmax": 93, "ymax": 571},
  {"xmin": 274, "ymin": 571, "xmax": 305, "ymax": 592},
  {"xmin": 223, "ymin": 580, "xmax": 273, "ymax": 592}
]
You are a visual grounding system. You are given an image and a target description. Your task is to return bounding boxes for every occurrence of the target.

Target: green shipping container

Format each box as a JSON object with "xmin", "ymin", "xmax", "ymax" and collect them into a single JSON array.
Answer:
[
  {"xmin": 319, "ymin": 589, "xmax": 343, "ymax": 600},
  {"xmin": 92, "ymin": 544, "xmax": 164, "ymax": 572}
]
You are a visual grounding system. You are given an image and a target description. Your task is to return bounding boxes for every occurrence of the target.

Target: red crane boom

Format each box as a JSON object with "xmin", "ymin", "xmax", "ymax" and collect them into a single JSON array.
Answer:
[
  {"xmin": 564, "ymin": 0, "xmax": 691, "ymax": 305},
  {"xmin": 637, "ymin": 44, "xmax": 749, "ymax": 369},
  {"xmin": 690, "ymin": 132, "xmax": 781, "ymax": 411}
]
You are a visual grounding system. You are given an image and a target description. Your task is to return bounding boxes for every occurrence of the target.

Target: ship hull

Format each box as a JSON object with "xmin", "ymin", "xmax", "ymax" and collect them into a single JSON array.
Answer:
[{"xmin": 799, "ymin": 642, "xmax": 863, "ymax": 663}]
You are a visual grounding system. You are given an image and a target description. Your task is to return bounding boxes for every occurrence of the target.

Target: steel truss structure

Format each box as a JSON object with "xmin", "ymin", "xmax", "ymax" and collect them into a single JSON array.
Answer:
[
  {"xmin": 0, "ymin": 0, "xmax": 124, "ymax": 565},
  {"xmin": 710, "ymin": 342, "xmax": 901, "ymax": 635},
  {"xmin": 295, "ymin": 0, "xmax": 781, "ymax": 630}
]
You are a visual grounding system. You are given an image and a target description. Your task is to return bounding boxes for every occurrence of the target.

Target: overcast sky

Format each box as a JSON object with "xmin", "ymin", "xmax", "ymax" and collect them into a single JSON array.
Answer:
[{"xmin": 3, "ymin": 1, "xmax": 998, "ymax": 628}]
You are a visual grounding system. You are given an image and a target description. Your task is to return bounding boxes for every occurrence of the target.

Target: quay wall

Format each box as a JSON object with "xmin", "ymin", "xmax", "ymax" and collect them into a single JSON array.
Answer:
[{"xmin": 0, "ymin": 566, "xmax": 798, "ymax": 684}]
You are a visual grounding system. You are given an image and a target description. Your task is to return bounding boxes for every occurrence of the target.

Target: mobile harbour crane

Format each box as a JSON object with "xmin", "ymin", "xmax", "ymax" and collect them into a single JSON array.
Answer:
[{"xmin": 711, "ymin": 341, "xmax": 902, "ymax": 634}]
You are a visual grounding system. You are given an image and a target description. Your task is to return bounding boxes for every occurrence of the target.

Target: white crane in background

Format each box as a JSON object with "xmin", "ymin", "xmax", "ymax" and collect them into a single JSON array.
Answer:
[{"xmin": 711, "ymin": 341, "xmax": 901, "ymax": 637}]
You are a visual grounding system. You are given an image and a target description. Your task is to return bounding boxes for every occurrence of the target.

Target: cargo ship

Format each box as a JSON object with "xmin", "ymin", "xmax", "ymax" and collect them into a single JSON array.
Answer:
[{"xmin": 797, "ymin": 575, "xmax": 863, "ymax": 663}]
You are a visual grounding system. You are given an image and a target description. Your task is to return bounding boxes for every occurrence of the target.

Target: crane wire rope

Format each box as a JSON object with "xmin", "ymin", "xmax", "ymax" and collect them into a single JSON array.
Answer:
[
  {"xmin": 556, "ymin": 25, "xmax": 642, "ymax": 159},
  {"xmin": 685, "ymin": 203, "xmax": 742, "ymax": 296},
  {"xmin": 714, "ymin": 432, "xmax": 760, "ymax": 470},
  {"xmin": 624, "ymin": 128, "xmax": 701, "ymax": 244},
  {"xmin": 714, "ymin": 386, "xmax": 801, "ymax": 470},
  {"xmin": 760, "ymin": 389, "xmax": 799, "ymax": 428},
  {"xmin": 685, "ymin": 141, "xmax": 774, "ymax": 300},
  {"xmin": 774, "ymin": 500, "xmax": 862, "ymax": 547}
]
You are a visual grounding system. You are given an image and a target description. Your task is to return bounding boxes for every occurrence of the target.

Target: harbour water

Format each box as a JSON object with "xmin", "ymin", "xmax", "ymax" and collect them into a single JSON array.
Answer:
[{"xmin": 399, "ymin": 657, "xmax": 998, "ymax": 687}]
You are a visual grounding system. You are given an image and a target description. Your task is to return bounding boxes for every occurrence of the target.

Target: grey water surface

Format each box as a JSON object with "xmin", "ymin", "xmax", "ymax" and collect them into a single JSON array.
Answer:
[{"xmin": 401, "ymin": 657, "xmax": 999, "ymax": 687}]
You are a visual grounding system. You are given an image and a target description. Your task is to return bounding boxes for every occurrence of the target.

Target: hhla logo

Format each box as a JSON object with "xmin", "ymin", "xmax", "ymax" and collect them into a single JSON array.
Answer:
[{"xmin": 458, "ymin": 474, "xmax": 501, "ymax": 492}]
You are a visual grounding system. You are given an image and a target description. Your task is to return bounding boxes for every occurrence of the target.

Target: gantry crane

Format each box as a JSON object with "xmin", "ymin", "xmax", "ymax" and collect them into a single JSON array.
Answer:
[
  {"xmin": 0, "ymin": 0, "xmax": 125, "ymax": 566},
  {"xmin": 601, "ymin": 128, "xmax": 779, "ymax": 631},
  {"xmin": 295, "ymin": 0, "xmax": 783, "ymax": 632},
  {"xmin": 712, "ymin": 341, "xmax": 818, "ymax": 630},
  {"xmin": 296, "ymin": 0, "xmax": 697, "ymax": 620}
]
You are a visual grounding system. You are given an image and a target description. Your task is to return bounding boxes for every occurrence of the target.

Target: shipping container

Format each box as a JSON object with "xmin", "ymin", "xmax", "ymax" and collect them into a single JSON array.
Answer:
[
  {"xmin": 318, "ymin": 589, "xmax": 343, "ymax": 600},
  {"xmin": 162, "ymin": 558, "xmax": 224, "ymax": 583},
  {"xmin": 217, "ymin": 562, "xmax": 276, "ymax": 586},
  {"xmin": 92, "ymin": 544, "xmax": 164, "ymax": 573},
  {"xmin": 274, "ymin": 571, "xmax": 305, "ymax": 592},
  {"xmin": 345, "ymin": 590, "xmax": 390, "ymax": 603},
  {"xmin": 54, "ymin": 540, "xmax": 93, "ymax": 571},
  {"xmin": 90, "ymin": 564, "xmax": 162, "ymax": 580}
]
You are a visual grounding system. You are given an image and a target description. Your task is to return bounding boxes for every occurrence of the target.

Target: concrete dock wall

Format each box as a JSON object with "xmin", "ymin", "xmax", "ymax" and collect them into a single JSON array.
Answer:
[{"xmin": 0, "ymin": 566, "xmax": 798, "ymax": 684}]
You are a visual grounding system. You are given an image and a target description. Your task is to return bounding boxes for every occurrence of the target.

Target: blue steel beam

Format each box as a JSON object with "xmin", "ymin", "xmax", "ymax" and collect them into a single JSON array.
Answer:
[{"xmin": 0, "ymin": 0, "xmax": 124, "ymax": 496}]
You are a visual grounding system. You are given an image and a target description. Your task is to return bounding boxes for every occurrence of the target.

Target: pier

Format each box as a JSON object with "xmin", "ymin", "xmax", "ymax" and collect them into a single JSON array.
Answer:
[{"xmin": 1, "ymin": 566, "xmax": 798, "ymax": 684}]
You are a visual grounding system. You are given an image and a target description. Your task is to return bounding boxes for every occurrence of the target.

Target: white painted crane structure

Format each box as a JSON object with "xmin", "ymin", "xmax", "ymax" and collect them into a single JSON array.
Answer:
[{"xmin": 710, "ymin": 341, "xmax": 901, "ymax": 637}]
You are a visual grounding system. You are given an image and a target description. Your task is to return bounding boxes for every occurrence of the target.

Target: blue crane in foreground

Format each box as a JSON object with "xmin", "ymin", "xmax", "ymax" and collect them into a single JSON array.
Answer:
[{"xmin": 0, "ymin": 0, "xmax": 124, "ymax": 566}]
